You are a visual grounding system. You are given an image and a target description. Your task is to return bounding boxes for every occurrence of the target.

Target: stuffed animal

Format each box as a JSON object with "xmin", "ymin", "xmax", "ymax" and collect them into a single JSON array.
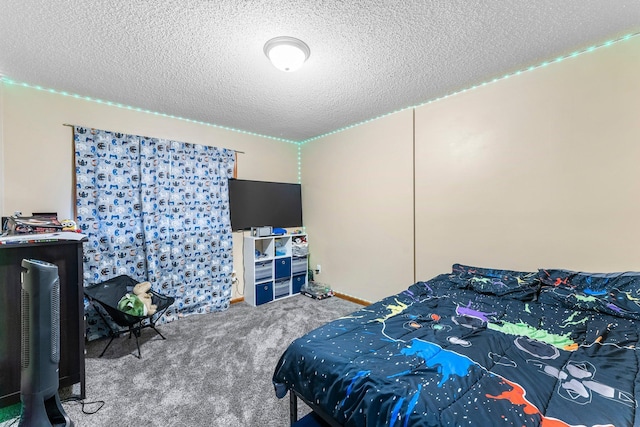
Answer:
[
  {"xmin": 117, "ymin": 281, "xmax": 158, "ymax": 316},
  {"xmin": 60, "ymin": 219, "xmax": 80, "ymax": 232},
  {"xmin": 133, "ymin": 281, "xmax": 157, "ymax": 316},
  {"xmin": 117, "ymin": 293, "xmax": 146, "ymax": 316}
]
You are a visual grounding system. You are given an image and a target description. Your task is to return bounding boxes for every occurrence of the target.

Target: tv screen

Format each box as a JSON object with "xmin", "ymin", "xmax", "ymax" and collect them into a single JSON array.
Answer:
[{"xmin": 228, "ymin": 179, "xmax": 303, "ymax": 231}]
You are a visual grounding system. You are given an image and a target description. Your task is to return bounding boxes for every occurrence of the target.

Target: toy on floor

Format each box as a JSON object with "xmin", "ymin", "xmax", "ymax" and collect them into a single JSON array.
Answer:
[{"xmin": 301, "ymin": 281, "xmax": 334, "ymax": 300}]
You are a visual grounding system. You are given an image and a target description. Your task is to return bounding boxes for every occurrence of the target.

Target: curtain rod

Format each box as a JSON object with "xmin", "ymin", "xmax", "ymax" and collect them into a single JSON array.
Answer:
[{"xmin": 63, "ymin": 123, "xmax": 245, "ymax": 154}]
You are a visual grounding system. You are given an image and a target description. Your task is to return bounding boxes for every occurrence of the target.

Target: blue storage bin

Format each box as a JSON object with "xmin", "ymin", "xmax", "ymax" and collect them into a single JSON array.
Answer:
[
  {"xmin": 292, "ymin": 274, "xmax": 306, "ymax": 294},
  {"xmin": 255, "ymin": 282, "xmax": 273, "ymax": 305},
  {"xmin": 275, "ymin": 257, "xmax": 291, "ymax": 279}
]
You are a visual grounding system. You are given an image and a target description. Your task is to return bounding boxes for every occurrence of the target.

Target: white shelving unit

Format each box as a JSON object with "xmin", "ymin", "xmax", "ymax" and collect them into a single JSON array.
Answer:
[{"xmin": 243, "ymin": 234, "xmax": 308, "ymax": 306}]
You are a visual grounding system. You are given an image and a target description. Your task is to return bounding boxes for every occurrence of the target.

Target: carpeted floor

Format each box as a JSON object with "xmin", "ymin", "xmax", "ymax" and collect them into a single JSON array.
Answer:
[{"xmin": 1, "ymin": 295, "xmax": 361, "ymax": 427}]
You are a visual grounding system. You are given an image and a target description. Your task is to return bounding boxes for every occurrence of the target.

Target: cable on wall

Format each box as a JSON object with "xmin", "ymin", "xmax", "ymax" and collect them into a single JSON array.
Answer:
[{"xmin": 412, "ymin": 108, "xmax": 416, "ymax": 284}]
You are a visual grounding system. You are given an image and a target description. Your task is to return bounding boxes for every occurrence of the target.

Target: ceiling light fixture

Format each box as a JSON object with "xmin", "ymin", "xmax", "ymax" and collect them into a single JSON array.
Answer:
[{"xmin": 264, "ymin": 36, "xmax": 310, "ymax": 72}]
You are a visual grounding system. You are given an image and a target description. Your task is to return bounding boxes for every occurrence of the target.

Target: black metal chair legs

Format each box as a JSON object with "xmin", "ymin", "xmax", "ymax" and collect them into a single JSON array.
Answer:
[{"xmin": 85, "ymin": 275, "xmax": 175, "ymax": 358}]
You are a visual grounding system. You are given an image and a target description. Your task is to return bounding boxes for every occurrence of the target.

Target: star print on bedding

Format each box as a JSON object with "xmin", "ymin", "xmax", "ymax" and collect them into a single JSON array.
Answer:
[{"xmin": 273, "ymin": 270, "xmax": 640, "ymax": 426}]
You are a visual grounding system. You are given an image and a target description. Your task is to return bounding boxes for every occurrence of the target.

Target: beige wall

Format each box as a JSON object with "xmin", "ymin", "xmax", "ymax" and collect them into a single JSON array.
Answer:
[
  {"xmin": 302, "ymin": 36, "xmax": 640, "ymax": 302},
  {"xmin": 0, "ymin": 83, "xmax": 299, "ymax": 298},
  {"xmin": 4, "ymin": 35, "xmax": 639, "ymax": 304},
  {"xmin": 414, "ymin": 35, "xmax": 640, "ymax": 279},
  {"xmin": 301, "ymin": 110, "xmax": 415, "ymax": 302}
]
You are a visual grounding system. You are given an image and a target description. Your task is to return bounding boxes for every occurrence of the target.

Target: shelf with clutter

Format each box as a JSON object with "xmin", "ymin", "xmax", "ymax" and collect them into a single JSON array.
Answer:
[{"xmin": 243, "ymin": 233, "xmax": 309, "ymax": 306}]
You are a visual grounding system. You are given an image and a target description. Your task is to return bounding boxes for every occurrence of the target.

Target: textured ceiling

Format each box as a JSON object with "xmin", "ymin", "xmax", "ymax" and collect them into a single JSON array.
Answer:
[{"xmin": 1, "ymin": 1, "xmax": 639, "ymax": 142}]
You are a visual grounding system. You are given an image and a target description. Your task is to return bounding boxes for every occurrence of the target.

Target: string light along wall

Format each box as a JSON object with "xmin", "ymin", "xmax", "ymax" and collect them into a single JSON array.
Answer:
[
  {"xmin": 1, "ymin": 30, "xmax": 638, "ymax": 185},
  {"xmin": 297, "ymin": 31, "xmax": 640, "ymax": 145},
  {"xmin": 0, "ymin": 77, "xmax": 298, "ymax": 145},
  {"xmin": 293, "ymin": 30, "xmax": 639, "ymax": 219}
]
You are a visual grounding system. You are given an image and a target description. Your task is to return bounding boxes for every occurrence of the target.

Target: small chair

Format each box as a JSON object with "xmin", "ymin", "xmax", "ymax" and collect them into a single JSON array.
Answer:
[{"xmin": 84, "ymin": 275, "xmax": 175, "ymax": 358}]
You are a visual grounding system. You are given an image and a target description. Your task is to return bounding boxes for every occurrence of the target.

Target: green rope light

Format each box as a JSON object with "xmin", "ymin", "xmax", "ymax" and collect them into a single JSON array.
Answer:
[
  {"xmin": 1, "ymin": 30, "xmax": 637, "ymax": 149},
  {"xmin": 297, "ymin": 144, "xmax": 302, "ymax": 183},
  {"xmin": 0, "ymin": 77, "xmax": 298, "ymax": 145},
  {"xmin": 298, "ymin": 31, "xmax": 640, "ymax": 145}
]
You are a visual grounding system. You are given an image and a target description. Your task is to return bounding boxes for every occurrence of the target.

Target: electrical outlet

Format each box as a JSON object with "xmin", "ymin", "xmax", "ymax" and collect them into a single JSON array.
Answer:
[{"xmin": 316, "ymin": 264, "xmax": 321, "ymax": 274}]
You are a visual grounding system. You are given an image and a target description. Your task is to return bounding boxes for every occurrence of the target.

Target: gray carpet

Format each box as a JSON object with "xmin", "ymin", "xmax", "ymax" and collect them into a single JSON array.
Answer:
[{"xmin": 57, "ymin": 295, "xmax": 360, "ymax": 426}]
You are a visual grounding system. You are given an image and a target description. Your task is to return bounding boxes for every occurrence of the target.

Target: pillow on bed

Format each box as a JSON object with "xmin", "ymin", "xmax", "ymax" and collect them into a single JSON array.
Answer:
[
  {"xmin": 537, "ymin": 269, "xmax": 640, "ymax": 319},
  {"xmin": 449, "ymin": 263, "xmax": 540, "ymax": 300}
]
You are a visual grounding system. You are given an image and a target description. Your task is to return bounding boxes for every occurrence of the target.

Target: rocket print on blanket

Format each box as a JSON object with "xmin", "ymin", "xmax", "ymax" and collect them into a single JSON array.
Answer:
[{"xmin": 529, "ymin": 360, "xmax": 636, "ymax": 407}]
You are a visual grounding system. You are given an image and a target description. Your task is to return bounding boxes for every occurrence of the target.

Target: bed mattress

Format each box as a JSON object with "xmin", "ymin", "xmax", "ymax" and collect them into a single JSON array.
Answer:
[{"xmin": 273, "ymin": 266, "xmax": 640, "ymax": 426}]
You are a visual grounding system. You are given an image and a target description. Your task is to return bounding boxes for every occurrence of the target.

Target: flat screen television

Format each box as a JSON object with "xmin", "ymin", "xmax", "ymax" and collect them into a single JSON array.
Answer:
[{"xmin": 228, "ymin": 179, "xmax": 303, "ymax": 231}]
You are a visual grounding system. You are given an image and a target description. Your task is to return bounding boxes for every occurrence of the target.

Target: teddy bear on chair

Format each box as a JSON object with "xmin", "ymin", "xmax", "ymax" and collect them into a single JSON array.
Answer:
[
  {"xmin": 133, "ymin": 281, "xmax": 157, "ymax": 316},
  {"xmin": 117, "ymin": 281, "xmax": 158, "ymax": 316}
]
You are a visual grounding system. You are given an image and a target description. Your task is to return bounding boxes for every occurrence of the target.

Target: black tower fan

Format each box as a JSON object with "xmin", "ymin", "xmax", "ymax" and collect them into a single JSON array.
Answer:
[{"xmin": 19, "ymin": 259, "xmax": 73, "ymax": 427}]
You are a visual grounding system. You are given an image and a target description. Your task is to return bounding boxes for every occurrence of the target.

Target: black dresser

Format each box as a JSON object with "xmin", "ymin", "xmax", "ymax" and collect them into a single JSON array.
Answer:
[{"xmin": 0, "ymin": 239, "xmax": 86, "ymax": 407}]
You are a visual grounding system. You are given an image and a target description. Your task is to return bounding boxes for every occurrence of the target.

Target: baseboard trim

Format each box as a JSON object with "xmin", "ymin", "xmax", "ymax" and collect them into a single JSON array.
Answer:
[
  {"xmin": 334, "ymin": 292, "xmax": 371, "ymax": 306},
  {"xmin": 231, "ymin": 297, "xmax": 244, "ymax": 304}
]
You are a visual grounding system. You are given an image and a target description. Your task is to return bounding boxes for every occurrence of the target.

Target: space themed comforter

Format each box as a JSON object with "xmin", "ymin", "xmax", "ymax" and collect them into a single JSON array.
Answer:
[{"xmin": 272, "ymin": 264, "xmax": 640, "ymax": 427}]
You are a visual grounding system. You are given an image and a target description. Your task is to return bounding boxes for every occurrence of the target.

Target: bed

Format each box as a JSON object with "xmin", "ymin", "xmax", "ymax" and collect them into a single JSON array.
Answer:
[{"xmin": 272, "ymin": 264, "xmax": 640, "ymax": 427}]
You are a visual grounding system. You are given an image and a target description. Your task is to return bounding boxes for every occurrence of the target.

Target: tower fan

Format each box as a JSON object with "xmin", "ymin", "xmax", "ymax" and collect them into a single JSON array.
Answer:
[{"xmin": 19, "ymin": 259, "xmax": 73, "ymax": 427}]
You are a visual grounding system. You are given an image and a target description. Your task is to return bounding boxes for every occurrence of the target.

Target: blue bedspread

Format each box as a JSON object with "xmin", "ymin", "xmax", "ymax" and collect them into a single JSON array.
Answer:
[{"xmin": 273, "ymin": 268, "xmax": 640, "ymax": 427}]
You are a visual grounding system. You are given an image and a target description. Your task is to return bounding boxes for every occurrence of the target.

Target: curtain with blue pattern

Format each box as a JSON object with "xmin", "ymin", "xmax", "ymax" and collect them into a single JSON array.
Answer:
[{"xmin": 74, "ymin": 126, "xmax": 235, "ymax": 340}]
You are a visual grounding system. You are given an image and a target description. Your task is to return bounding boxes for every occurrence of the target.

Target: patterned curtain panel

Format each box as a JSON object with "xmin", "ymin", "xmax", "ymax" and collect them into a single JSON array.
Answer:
[{"xmin": 74, "ymin": 127, "xmax": 235, "ymax": 340}]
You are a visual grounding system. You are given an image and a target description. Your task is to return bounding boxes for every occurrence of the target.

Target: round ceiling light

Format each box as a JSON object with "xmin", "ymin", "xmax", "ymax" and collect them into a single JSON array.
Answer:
[{"xmin": 264, "ymin": 36, "xmax": 310, "ymax": 72}]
